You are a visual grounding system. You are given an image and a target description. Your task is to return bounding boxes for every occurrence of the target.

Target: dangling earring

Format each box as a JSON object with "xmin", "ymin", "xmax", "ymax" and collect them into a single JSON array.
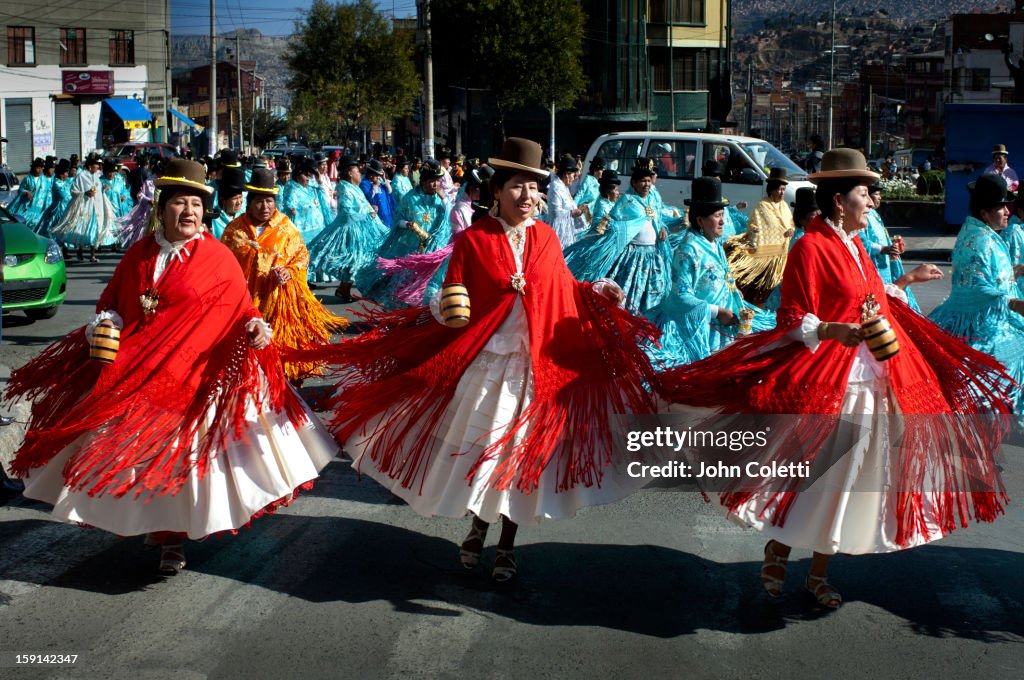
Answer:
[{"xmin": 837, "ymin": 205, "xmax": 845, "ymax": 228}]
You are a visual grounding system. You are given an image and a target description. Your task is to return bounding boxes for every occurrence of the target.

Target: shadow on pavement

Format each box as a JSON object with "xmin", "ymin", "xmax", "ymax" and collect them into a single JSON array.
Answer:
[{"xmin": 6, "ymin": 510, "xmax": 1020, "ymax": 641}]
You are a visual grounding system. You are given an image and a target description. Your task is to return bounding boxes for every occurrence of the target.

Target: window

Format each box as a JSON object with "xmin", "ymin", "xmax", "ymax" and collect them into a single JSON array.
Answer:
[
  {"xmin": 649, "ymin": 0, "xmax": 705, "ymax": 24},
  {"xmin": 7, "ymin": 27, "xmax": 35, "ymax": 65},
  {"xmin": 109, "ymin": 30, "xmax": 134, "ymax": 65},
  {"xmin": 652, "ymin": 48, "xmax": 709, "ymax": 91},
  {"xmin": 705, "ymin": 142, "xmax": 755, "ymax": 184},
  {"xmin": 60, "ymin": 28, "xmax": 86, "ymax": 65},
  {"xmin": 595, "ymin": 138, "xmax": 644, "ymax": 175},
  {"xmin": 969, "ymin": 68, "xmax": 990, "ymax": 92},
  {"xmin": 648, "ymin": 139, "xmax": 697, "ymax": 179}
]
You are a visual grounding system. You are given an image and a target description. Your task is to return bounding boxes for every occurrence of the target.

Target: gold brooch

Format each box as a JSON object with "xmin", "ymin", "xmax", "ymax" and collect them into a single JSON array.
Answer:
[
  {"xmin": 140, "ymin": 288, "xmax": 160, "ymax": 316},
  {"xmin": 645, "ymin": 206, "xmax": 655, "ymax": 218},
  {"xmin": 510, "ymin": 272, "xmax": 526, "ymax": 294},
  {"xmin": 422, "ymin": 210, "xmax": 433, "ymax": 225}
]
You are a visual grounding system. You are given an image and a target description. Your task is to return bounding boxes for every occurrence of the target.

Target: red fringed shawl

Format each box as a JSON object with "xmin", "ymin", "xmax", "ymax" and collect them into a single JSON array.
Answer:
[
  {"xmin": 5, "ymin": 233, "xmax": 306, "ymax": 499},
  {"xmin": 295, "ymin": 216, "xmax": 661, "ymax": 493},
  {"xmin": 657, "ymin": 216, "xmax": 1014, "ymax": 546}
]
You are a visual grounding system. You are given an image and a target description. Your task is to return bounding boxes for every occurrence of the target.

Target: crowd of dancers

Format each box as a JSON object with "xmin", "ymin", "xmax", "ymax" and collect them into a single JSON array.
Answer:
[{"xmin": 3, "ymin": 138, "xmax": 1022, "ymax": 611}]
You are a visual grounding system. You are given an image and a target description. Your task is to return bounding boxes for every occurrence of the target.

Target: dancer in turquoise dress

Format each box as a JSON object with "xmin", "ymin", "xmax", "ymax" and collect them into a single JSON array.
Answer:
[
  {"xmin": 930, "ymin": 174, "xmax": 1024, "ymax": 412},
  {"xmin": 572, "ymin": 156, "xmax": 604, "ymax": 224},
  {"xmin": 392, "ymin": 160, "xmax": 414, "ymax": 205},
  {"xmin": 356, "ymin": 159, "xmax": 452, "ymax": 307},
  {"xmin": 7, "ymin": 158, "xmax": 49, "ymax": 230},
  {"xmin": 1000, "ymin": 192, "xmax": 1024, "ymax": 291},
  {"xmin": 100, "ymin": 159, "xmax": 132, "ymax": 219},
  {"xmin": 857, "ymin": 183, "xmax": 920, "ymax": 311},
  {"xmin": 208, "ymin": 167, "xmax": 247, "ymax": 239},
  {"xmin": 36, "ymin": 160, "xmax": 73, "ymax": 236},
  {"xmin": 281, "ymin": 159, "xmax": 326, "ymax": 243},
  {"xmin": 647, "ymin": 177, "xmax": 775, "ymax": 370},
  {"xmin": 700, "ymin": 161, "xmax": 749, "ymax": 240},
  {"xmin": 563, "ymin": 167, "xmax": 674, "ymax": 315},
  {"xmin": 49, "ymin": 154, "xmax": 117, "ymax": 261},
  {"xmin": 307, "ymin": 156, "xmax": 389, "ymax": 302}
]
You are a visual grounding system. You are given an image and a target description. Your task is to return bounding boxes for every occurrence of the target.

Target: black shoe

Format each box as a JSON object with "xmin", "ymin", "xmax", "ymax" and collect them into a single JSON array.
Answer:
[{"xmin": 0, "ymin": 416, "xmax": 15, "ymax": 427}]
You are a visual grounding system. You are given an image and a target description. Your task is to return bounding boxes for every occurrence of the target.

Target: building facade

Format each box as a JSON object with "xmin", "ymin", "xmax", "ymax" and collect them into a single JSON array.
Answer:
[
  {"xmin": 0, "ymin": 1, "xmax": 169, "ymax": 172},
  {"xmin": 172, "ymin": 61, "xmax": 265, "ymax": 151}
]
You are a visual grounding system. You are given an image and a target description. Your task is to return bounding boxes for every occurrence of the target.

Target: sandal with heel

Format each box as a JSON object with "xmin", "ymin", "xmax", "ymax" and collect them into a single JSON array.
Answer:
[
  {"xmin": 805, "ymin": 574, "xmax": 842, "ymax": 609},
  {"xmin": 459, "ymin": 521, "xmax": 488, "ymax": 570},
  {"xmin": 760, "ymin": 540, "xmax": 789, "ymax": 598},
  {"xmin": 158, "ymin": 543, "xmax": 187, "ymax": 575},
  {"xmin": 492, "ymin": 548, "xmax": 517, "ymax": 583}
]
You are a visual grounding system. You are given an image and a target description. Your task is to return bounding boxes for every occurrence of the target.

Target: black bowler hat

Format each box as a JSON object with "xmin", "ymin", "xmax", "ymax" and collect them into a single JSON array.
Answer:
[
  {"xmin": 245, "ymin": 167, "xmax": 279, "ymax": 197},
  {"xmin": 219, "ymin": 166, "xmax": 246, "ymax": 200},
  {"xmin": 589, "ymin": 156, "xmax": 606, "ymax": 173},
  {"xmin": 102, "ymin": 159, "xmax": 117, "ymax": 174},
  {"xmin": 969, "ymin": 174, "xmax": 1015, "ymax": 211},
  {"xmin": 338, "ymin": 155, "xmax": 360, "ymax": 171},
  {"xmin": 599, "ymin": 169, "xmax": 622, "ymax": 188},
  {"xmin": 219, "ymin": 149, "xmax": 240, "ymax": 167},
  {"xmin": 556, "ymin": 154, "xmax": 580, "ymax": 173},
  {"xmin": 790, "ymin": 186, "xmax": 818, "ymax": 221},
  {"xmin": 685, "ymin": 177, "xmax": 728, "ymax": 211},
  {"xmin": 767, "ymin": 167, "xmax": 789, "ymax": 183},
  {"xmin": 419, "ymin": 158, "xmax": 444, "ymax": 182},
  {"xmin": 56, "ymin": 159, "xmax": 71, "ymax": 175},
  {"xmin": 313, "ymin": 152, "xmax": 328, "ymax": 164},
  {"xmin": 464, "ymin": 165, "xmax": 494, "ymax": 189},
  {"xmin": 631, "ymin": 156, "xmax": 656, "ymax": 181},
  {"xmin": 366, "ymin": 159, "xmax": 385, "ymax": 177},
  {"xmin": 702, "ymin": 160, "xmax": 725, "ymax": 178},
  {"xmin": 31, "ymin": 157, "xmax": 45, "ymax": 169}
]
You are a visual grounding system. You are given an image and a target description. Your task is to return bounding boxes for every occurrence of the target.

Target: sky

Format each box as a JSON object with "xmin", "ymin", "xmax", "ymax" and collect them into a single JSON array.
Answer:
[{"xmin": 171, "ymin": 0, "xmax": 416, "ymax": 37}]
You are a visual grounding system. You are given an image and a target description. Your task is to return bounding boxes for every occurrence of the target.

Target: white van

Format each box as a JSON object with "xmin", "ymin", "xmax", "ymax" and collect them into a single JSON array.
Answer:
[{"xmin": 582, "ymin": 132, "xmax": 813, "ymax": 215}]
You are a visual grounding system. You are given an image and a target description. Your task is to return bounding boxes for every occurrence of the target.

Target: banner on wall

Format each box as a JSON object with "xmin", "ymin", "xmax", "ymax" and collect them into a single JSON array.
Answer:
[{"xmin": 62, "ymin": 71, "xmax": 114, "ymax": 96}]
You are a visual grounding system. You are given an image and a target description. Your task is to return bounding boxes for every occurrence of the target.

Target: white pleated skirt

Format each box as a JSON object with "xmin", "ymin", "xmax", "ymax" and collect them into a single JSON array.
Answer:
[
  {"xmin": 719, "ymin": 379, "xmax": 945, "ymax": 555},
  {"xmin": 346, "ymin": 349, "xmax": 648, "ymax": 526},
  {"xmin": 22, "ymin": 388, "xmax": 338, "ymax": 539}
]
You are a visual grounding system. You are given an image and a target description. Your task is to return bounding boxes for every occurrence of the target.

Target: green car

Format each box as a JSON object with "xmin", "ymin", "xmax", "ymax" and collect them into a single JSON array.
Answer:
[{"xmin": 1, "ymin": 206, "xmax": 66, "ymax": 319}]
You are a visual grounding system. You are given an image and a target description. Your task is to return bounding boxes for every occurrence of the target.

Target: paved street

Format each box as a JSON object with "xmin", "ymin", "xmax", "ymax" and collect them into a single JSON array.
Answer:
[{"xmin": 0, "ymin": 229, "xmax": 1022, "ymax": 680}]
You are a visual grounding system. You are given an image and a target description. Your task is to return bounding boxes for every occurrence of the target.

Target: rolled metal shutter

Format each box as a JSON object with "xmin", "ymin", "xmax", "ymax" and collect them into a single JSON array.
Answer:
[
  {"xmin": 54, "ymin": 101, "xmax": 81, "ymax": 160},
  {"xmin": 4, "ymin": 99, "xmax": 32, "ymax": 174}
]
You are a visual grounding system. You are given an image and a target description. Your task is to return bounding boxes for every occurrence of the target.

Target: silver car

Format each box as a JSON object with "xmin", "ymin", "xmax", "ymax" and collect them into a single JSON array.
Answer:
[{"xmin": 0, "ymin": 167, "xmax": 19, "ymax": 209}]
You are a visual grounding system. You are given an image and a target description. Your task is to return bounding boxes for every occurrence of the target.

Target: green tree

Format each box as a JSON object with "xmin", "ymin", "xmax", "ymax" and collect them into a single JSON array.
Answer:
[
  {"xmin": 432, "ymin": 0, "xmax": 587, "ymax": 133},
  {"xmin": 287, "ymin": 0, "xmax": 420, "ymax": 143},
  {"xmin": 243, "ymin": 108, "xmax": 289, "ymax": 149}
]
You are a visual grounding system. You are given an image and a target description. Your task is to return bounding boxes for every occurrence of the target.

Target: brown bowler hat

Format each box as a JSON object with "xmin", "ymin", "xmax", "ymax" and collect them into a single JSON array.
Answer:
[
  {"xmin": 993, "ymin": 144, "xmax": 1009, "ymax": 156},
  {"xmin": 155, "ymin": 159, "xmax": 214, "ymax": 195},
  {"xmin": 488, "ymin": 138, "xmax": 549, "ymax": 181},
  {"xmin": 808, "ymin": 148, "xmax": 880, "ymax": 185},
  {"xmin": 245, "ymin": 168, "xmax": 279, "ymax": 196}
]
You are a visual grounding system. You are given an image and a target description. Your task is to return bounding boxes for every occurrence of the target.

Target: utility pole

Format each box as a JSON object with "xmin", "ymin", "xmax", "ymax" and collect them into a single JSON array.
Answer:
[
  {"xmin": 251, "ymin": 60, "xmax": 258, "ymax": 154},
  {"xmin": 828, "ymin": 0, "xmax": 836, "ymax": 149},
  {"xmin": 668, "ymin": 0, "xmax": 675, "ymax": 131},
  {"xmin": 744, "ymin": 62, "xmax": 753, "ymax": 135},
  {"xmin": 419, "ymin": 0, "xmax": 435, "ymax": 159},
  {"xmin": 209, "ymin": 0, "xmax": 217, "ymax": 155},
  {"xmin": 549, "ymin": 101, "xmax": 556, "ymax": 160},
  {"xmin": 236, "ymin": 33, "xmax": 244, "ymax": 151}
]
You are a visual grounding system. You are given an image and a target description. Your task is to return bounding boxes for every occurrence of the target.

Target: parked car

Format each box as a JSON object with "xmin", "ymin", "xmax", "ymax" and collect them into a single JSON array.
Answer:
[
  {"xmin": 1, "ymin": 205, "xmax": 66, "ymax": 319},
  {"xmin": 0, "ymin": 167, "xmax": 19, "ymax": 209},
  {"xmin": 263, "ymin": 145, "xmax": 312, "ymax": 159},
  {"xmin": 107, "ymin": 143, "xmax": 180, "ymax": 171},
  {"xmin": 583, "ymin": 132, "xmax": 813, "ymax": 214}
]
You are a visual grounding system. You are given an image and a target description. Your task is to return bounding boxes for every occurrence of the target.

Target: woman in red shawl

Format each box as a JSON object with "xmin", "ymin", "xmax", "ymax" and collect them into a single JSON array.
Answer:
[
  {"xmin": 4, "ymin": 160, "xmax": 337, "ymax": 575},
  {"xmin": 299, "ymin": 138, "xmax": 661, "ymax": 582},
  {"xmin": 660, "ymin": 149, "xmax": 1014, "ymax": 608}
]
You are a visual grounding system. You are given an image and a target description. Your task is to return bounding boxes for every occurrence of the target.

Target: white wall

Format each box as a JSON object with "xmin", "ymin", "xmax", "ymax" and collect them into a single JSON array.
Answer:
[{"xmin": 0, "ymin": 64, "xmax": 148, "ymax": 162}]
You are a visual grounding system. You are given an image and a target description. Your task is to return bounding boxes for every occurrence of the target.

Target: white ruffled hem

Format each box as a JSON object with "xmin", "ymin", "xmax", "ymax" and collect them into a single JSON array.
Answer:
[
  {"xmin": 345, "ymin": 348, "xmax": 646, "ymax": 526},
  {"xmin": 22, "ymin": 389, "xmax": 338, "ymax": 539}
]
